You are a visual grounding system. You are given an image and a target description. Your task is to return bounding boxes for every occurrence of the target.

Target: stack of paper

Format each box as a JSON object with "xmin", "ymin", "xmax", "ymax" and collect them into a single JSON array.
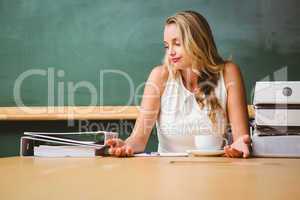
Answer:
[{"xmin": 34, "ymin": 145, "xmax": 96, "ymax": 157}]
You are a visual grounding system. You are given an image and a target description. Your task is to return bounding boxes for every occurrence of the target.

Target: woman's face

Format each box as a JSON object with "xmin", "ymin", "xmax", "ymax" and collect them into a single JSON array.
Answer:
[{"xmin": 163, "ymin": 23, "xmax": 191, "ymax": 70}]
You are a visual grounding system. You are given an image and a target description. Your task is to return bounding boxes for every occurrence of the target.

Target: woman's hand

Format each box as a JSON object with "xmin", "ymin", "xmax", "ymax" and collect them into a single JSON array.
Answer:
[
  {"xmin": 224, "ymin": 135, "xmax": 251, "ymax": 158},
  {"xmin": 105, "ymin": 138, "xmax": 134, "ymax": 157}
]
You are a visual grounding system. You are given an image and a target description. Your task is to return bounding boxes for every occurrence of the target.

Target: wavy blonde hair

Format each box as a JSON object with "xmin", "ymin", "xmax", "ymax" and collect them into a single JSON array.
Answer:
[{"xmin": 164, "ymin": 10, "xmax": 227, "ymax": 126}]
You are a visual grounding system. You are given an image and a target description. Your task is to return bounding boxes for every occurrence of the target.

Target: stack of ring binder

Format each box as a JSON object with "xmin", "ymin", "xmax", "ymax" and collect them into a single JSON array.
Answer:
[
  {"xmin": 20, "ymin": 131, "xmax": 118, "ymax": 157},
  {"xmin": 252, "ymin": 81, "xmax": 300, "ymax": 157}
]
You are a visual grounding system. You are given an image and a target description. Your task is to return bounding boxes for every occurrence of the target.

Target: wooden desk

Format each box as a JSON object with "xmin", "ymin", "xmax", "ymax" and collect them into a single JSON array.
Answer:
[{"xmin": 0, "ymin": 157, "xmax": 299, "ymax": 200}]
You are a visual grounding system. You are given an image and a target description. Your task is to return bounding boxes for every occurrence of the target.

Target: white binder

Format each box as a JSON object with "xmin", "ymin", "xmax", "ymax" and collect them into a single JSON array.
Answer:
[
  {"xmin": 20, "ymin": 131, "xmax": 118, "ymax": 157},
  {"xmin": 254, "ymin": 81, "xmax": 300, "ymax": 127}
]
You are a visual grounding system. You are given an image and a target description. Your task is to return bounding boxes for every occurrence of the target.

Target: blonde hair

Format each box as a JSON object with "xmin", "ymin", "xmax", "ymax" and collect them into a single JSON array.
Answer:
[{"xmin": 164, "ymin": 10, "xmax": 227, "ymax": 126}]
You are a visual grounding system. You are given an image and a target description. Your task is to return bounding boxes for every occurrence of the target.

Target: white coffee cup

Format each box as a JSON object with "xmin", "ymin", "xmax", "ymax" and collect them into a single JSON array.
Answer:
[{"xmin": 194, "ymin": 135, "xmax": 228, "ymax": 150}]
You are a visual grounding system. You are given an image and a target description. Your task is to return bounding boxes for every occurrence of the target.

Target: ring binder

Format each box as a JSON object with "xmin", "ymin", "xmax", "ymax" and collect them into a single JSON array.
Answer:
[{"xmin": 20, "ymin": 131, "xmax": 118, "ymax": 157}]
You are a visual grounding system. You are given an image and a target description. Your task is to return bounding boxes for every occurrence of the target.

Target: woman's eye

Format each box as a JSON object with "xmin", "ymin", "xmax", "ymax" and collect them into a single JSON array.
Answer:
[
  {"xmin": 175, "ymin": 43, "xmax": 180, "ymax": 46},
  {"xmin": 164, "ymin": 46, "xmax": 169, "ymax": 49}
]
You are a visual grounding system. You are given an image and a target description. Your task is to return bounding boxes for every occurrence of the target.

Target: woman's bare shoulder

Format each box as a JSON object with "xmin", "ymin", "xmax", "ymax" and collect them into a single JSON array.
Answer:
[
  {"xmin": 148, "ymin": 65, "xmax": 169, "ymax": 84},
  {"xmin": 150, "ymin": 65, "xmax": 169, "ymax": 80},
  {"xmin": 147, "ymin": 65, "xmax": 169, "ymax": 95}
]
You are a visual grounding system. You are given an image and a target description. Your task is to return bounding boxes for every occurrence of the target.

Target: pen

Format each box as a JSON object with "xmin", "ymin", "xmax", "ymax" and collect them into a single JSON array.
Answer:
[
  {"xmin": 136, "ymin": 152, "xmax": 188, "ymax": 157},
  {"xmin": 145, "ymin": 152, "xmax": 160, "ymax": 156}
]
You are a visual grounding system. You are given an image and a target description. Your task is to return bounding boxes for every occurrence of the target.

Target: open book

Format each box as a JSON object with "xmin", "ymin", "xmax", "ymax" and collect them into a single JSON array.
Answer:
[{"xmin": 20, "ymin": 131, "xmax": 118, "ymax": 157}]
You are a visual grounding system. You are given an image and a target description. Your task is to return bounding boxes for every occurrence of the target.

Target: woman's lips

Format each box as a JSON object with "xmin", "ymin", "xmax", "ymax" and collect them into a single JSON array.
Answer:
[{"xmin": 171, "ymin": 57, "xmax": 181, "ymax": 63}]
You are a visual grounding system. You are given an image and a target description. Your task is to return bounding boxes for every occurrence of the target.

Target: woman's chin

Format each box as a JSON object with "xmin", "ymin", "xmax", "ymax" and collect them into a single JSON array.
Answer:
[
  {"xmin": 172, "ymin": 63, "xmax": 185, "ymax": 70},
  {"xmin": 173, "ymin": 64, "xmax": 190, "ymax": 71}
]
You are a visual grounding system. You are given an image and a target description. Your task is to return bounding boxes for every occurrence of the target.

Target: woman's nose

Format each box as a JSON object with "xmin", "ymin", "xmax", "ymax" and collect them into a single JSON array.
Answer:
[{"xmin": 168, "ymin": 46, "xmax": 176, "ymax": 57}]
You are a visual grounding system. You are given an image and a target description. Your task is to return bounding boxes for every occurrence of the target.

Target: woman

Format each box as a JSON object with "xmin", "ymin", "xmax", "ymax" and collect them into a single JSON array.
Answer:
[{"xmin": 106, "ymin": 10, "xmax": 251, "ymax": 158}]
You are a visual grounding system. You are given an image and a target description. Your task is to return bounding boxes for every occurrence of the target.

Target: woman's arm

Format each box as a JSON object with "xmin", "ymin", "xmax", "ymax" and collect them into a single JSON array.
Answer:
[
  {"xmin": 106, "ymin": 66, "xmax": 169, "ymax": 156},
  {"xmin": 125, "ymin": 66, "xmax": 168, "ymax": 152},
  {"xmin": 223, "ymin": 62, "xmax": 251, "ymax": 158}
]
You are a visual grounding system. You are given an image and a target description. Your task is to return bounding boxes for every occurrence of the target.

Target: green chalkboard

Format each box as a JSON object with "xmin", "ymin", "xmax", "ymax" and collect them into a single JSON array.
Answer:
[{"xmin": 0, "ymin": 0, "xmax": 299, "ymax": 106}]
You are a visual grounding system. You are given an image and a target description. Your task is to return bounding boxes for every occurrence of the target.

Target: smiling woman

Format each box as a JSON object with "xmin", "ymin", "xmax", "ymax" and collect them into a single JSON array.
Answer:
[{"xmin": 105, "ymin": 10, "xmax": 251, "ymax": 158}]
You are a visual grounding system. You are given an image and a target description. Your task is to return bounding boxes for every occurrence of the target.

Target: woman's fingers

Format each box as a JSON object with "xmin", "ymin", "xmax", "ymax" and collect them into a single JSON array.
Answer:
[
  {"xmin": 106, "ymin": 138, "xmax": 129, "ymax": 157},
  {"xmin": 109, "ymin": 146, "xmax": 133, "ymax": 157},
  {"xmin": 108, "ymin": 147, "xmax": 116, "ymax": 155},
  {"xmin": 243, "ymin": 151, "xmax": 250, "ymax": 158},
  {"xmin": 105, "ymin": 138, "xmax": 134, "ymax": 157},
  {"xmin": 115, "ymin": 147, "xmax": 122, "ymax": 157},
  {"xmin": 224, "ymin": 146, "xmax": 231, "ymax": 157},
  {"xmin": 126, "ymin": 146, "xmax": 133, "ymax": 156},
  {"xmin": 230, "ymin": 148, "xmax": 243, "ymax": 157},
  {"xmin": 119, "ymin": 146, "xmax": 133, "ymax": 157},
  {"xmin": 105, "ymin": 138, "xmax": 117, "ymax": 147},
  {"xmin": 106, "ymin": 138, "xmax": 125, "ymax": 147},
  {"xmin": 242, "ymin": 147, "xmax": 250, "ymax": 158},
  {"xmin": 242, "ymin": 135, "xmax": 251, "ymax": 158},
  {"xmin": 224, "ymin": 145, "xmax": 243, "ymax": 158},
  {"xmin": 120, "ymin": 146, "xmax": 127, "ymax": 157}
]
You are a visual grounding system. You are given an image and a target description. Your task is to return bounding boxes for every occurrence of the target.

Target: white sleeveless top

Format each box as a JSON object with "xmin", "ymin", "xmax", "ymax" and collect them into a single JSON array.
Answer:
[{"xmin": 156, "ymin": 71, "xmax": 228, "ymax": 153}]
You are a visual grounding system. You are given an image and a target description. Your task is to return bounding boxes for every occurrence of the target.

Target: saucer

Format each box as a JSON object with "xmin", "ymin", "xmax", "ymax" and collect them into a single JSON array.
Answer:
[{"xmin": 186, "ymin": 149, "xmax": 225, "ymax": 157}]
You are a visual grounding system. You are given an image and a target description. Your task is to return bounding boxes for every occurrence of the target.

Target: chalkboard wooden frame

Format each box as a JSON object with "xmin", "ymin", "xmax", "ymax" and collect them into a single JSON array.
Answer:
[
  {"xmin": 0, "ymin": 106, "xmax": 139, "ymax": 121},
  {"xmin": 0, "ymin": 105, "xmax": 255, "ymax": 120}
]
